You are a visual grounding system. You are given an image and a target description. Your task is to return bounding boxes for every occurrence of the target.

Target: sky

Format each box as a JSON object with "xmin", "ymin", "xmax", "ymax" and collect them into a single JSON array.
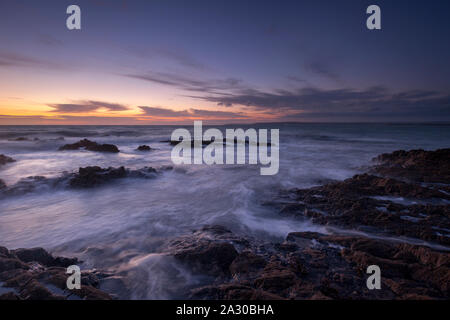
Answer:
[{"xmin": 0, "ymin": 0, "xmax": 449, "ymax": 125}]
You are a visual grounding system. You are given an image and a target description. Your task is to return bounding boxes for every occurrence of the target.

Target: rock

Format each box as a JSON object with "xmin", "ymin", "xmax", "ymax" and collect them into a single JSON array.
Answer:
[
  {"xmin": 190, "ymin": 284, "xmax": 284, "ymax": 300},
  {"xmin": 9, "ymin": 137, "xmax": 28, "ymax": 141},
  {"xmin": 13, "ymin": 248, "xmax": 55, "ymax": 266},
  {"xmin": 166, "ymin": 225, "xmax": 252, "ymax": 276},
  {"xmin": 173, "ymin": 242, "xmax": 238, "ymax": 276},
  {"xmin": 0, "ymin": 179, "xmax": 6, "ymax": 189},
  {"xmin": 136, "ymin": 145, "xmax": 152, "ymax": 151},
  {"xmin": 69, "ymin": 166, "xmax": 127, "ymax": 188},
  {"xmin": 253, "ymin": 266, "xmax": 297, "ymax": 293},
  {"xmin": 0, "ymin": 292, "xmax": 20, "ymax": 300},
  {"xmin": 0, "ymin": 245, "xmax": 112, "ymax": 300},
  {"xmin": 59, "ymin": 139, "xmax": 119, "ymax": 153},
  {"xmin": 161, "ymin": 139, "xmax": 223, "ymax": 147},
  {"xmin": 372, "ymin": 148, "xmax": 450, "ymax": 183},
  {"xmin": 174, "ymin": 224, "xmax": 450, "ymax": 300},
  {"xmin": 284, "ymin": 169, "xmax": 450, "ymax": 245},
  {"xmin": 12, "ymin": 247, "xmax": 78, "ymax": 268},
  {"xmin": 0, "ymin": 154, "xmax": 15, "ymax": 166},
  {"xmin": 229, "ymin": 251, "xmax": 267, "ymax": 276},
  {"xmin": 20, "ymin": 279, "xmax": 65, "ymax": 300},
  {"xmin": 0, "ymin": 257, "xmax": 29, "ymax": 272}
]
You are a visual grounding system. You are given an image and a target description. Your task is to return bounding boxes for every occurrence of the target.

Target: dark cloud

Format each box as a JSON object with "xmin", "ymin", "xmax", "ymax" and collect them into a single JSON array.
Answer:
[
  {"xmin": 49, "ymin": 101, "xmax": 129, "ymax": 113},
  {"xmin": 304, "ymin": 61, "xmax": 340, "ymax": 81},
  {"xmin": 126, "ymin": 46, "xmax": 208, "ymax": 71},
  {"xmin": 139, "ymin": 106, "xmax": 190, "ymax": 117},
  {"xmin": 0, "ymin": 51, "xmax": 63, "ymax": 69},
  {"xmin": 125, "ymin": 71, "xmax": 244, "ymax": 94},
  {"xmin": 0, "ymin": 115, "xmax": 141, "ymax": 125},
  {"xmin": 139, "ymin": 106, "xmax": 247, "ymax": 119},
  {"xmin": 196, "ymin": 87, "xmax": 450, "ymax": 121}
]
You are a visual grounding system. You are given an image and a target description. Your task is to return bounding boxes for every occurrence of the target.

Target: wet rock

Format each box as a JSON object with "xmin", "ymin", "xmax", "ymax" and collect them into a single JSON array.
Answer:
[
  {"xmin": 0, "ymin": 292, "xmax": 20, "ymax": 300},
  {"xmin": 9, "ymin": 137, "xmax": 28, "ymax": 141},
  {"xmin": 161, "ymin": 138, "xmax": 272, "ymax": 147},
  {"xmin": 0, "ymin": 154, "xmax": 15, "ymax": 166},
  {"xmin": 184, "ymin": 224, "xmax": 450, "ymax": 300},
  {"xmin": 12, "ymin": 248, "xmax": 77, "ymax": 268},
  {"xmin": 13, "ymin": 248, "xmax": 55, "ymax": 266},
  {"xmin": 166, "ymin": 225, "xmax": 253, "ymax": 276},
  {"xmin": 172, "ymin": 241, "xmax": 238, "ymax": 276},
  {"xmin": 229, "ymin": 251, "xmax": 267, "ymax": 276},
  {"xmin": 59, "ymin": 139, "xmax": 119, "ymax": 153},
  {"xmin": 161, "ymin": 139, "xmax": 217, "ymax": 146},
  {"xmin": 190, "ymin": 284, "xmax": 284, "ymax": 300},
  {"xmin": 67, "ymin": 166, "xmax": 159, "ymax": 188},
  {"xmin": 136, "ymin": 145, "xmax": 152, "ymax": 151},
  {"xmin": 372, "ymin": 148, "xmax": 450, "ymax": 183},
  {"xmin": 69, "ymin": 166, "xmax": 127, "ymax": 188},
  {"xmin": 20, "ymin": 279, "xmax": 65, "ymax": 300},
  {"xmin": 283, "ymin": 169, "xmax": 450, "ymax": 245},
  {"xmin": 0, "ymin": 245, "xmax": 112, "ymax": 300}
]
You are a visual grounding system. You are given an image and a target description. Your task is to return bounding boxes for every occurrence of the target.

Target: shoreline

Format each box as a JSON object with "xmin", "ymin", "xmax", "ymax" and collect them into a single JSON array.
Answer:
[{"xmin": 1, "ymin": 148, "xmax": 449, "ymax": 300}]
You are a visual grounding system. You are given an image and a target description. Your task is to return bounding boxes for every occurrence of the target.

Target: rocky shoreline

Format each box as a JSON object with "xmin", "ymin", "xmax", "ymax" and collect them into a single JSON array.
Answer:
[
  {"xmin": 1, "ymin": 148, "xmax": 449, "ymax": 299},
  {"xmin": 0, "ymin": 247, "xmax": 113, "ymax": 300}
]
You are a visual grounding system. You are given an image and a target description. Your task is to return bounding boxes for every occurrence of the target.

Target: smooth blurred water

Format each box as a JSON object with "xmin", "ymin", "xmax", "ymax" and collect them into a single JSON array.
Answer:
[{"xmin": 0, "ymin": 123, "xmax": 449, "ymax": 298}]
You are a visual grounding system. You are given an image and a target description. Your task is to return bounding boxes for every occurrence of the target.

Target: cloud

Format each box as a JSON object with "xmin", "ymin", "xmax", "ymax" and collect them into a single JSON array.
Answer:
[
  {"xmin": 0, "ymin": 51, "xmax": 63, "ymax": 69},
  {"xmin": 127, "ymin": 46, "xmax": 208, "ymax": 71},
  {"xmin": 139, "ymin": 106, "xmax": 190, "ymax": 117},
  {"xmin": 286, "ymin": 75, "xmax": 307, "ymax": 83},
  {"xmin": 195, "ymin": 86, "xmax": 450, "ymax": 121},
  {"xmin": 304, "ymin": 61, "xmax": 340, "ymax": 81},
  {"xmin": 49, "ymin": 101, "xmax": 129, "ymax": 113},
  {"xmin": 125, "ymin": 71, "xmax": 244, "ymax": 94},
  {"xmin": 0, "ymin": 114, "xmax": 141, "ymax": 125},
  {"xmin": 139, "ymin": 106, "xmax": 248, "ymax": 119}
]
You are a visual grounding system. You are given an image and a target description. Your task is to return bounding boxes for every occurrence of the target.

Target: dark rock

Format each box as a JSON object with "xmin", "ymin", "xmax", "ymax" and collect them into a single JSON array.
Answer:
[
  {"xmin": 0, "ymin": 154, "xmax": 15, "ymax": 166},
  {"xmin": 69, "ymin": 166, "xmax": 127, "ymax": 188},
  {"xmin": 372, "ymin": 148, "xmax": 450, "ymax": 183},
  {"xmin": 0, "ymin": 257, "xmax": 29, "ymax": 272},
  {"xmin": 229, "ymin": 251, "xmax": 267, "ymax": 276},
  {"xmin": 286, "ymin": 170, "xmax": 450, "ymax": 245},
  {"xmin": 13, "ymin": 248, "xmax": 54, "ymax": 266},
  {"xmin": 9, "ymin": 137, "xmax": 28, "ymax": 141},
  {"xmin": 173, "ymin": 242, "xmax": 238, "ymax": 276},
  {"xmin": 136, "ymin": 145, "xmax": 152, "ymax": 151},
  {"xmin": 0, "ymin": 245, "xmax": 112, "ymax": 300},
  {"xmin": 0, "ymin": 292, "xmax": 20, "ymax": 300},
  {"xmin": 59, "ymin": 139, "xmax": 119, "ymax": 153}
]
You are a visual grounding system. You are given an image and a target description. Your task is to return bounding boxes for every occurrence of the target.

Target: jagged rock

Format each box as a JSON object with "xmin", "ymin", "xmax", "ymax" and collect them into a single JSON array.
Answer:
[
  {"xmin": 12, "ymin": 248, "xmax": 77, "ymax": 267},
  {"xmin": 229, "ymin": 251, "xmax": 267, "ymax": 276},
  {"xmin": 171, "ymin": 241, "xmax": 238, "ymax": 276},
  {"xmin": 0, "ymin": 154, "xmax": 15, "ymax": 166},
  {"xmin": 166, "ymin": 226, "xmax": 249, "ymax": 276},
  {"xmin": 136, "ymin": 145, "xmax": 152, "ymax": 151},
  {"xmin": 372, "ymin": 148, "xmax": 450, "ymax": 183},
  {"xmin": 0, "ymin": 245, "xmax": 112, "ymax": 300},
  {"xmin": 59, "ymin": 139, "xmax": 119, "ymax": 153},
  {"xmin": 69, "ymin": 166, "xmax": 127, "ymax": 188},
  {"xmin": 9, "ymin": 137, "xmax": 28, "ymax": 141},
  {"xmin": 68, "ymin": 166, "xmax": 158, "ymax": 188},
  {"xmin": 280, "ymin": 160, "xmax": 450, "ymax": 245},
  {"xmin": 183, "ymin": 224, "xmax": 450, "ymax": 300}
]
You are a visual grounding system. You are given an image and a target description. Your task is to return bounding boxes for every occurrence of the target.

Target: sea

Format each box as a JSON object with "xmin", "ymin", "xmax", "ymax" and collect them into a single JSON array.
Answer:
[{"xmin": 0, "ymin": 123, "xmax": 449, "ymax": 298}]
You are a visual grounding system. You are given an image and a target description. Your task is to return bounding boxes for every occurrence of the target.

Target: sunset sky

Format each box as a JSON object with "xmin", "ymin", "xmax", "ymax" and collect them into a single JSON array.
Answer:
[{"xmin": 0, "ymin": 0, "xmax": 449, "ymax": 124}]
